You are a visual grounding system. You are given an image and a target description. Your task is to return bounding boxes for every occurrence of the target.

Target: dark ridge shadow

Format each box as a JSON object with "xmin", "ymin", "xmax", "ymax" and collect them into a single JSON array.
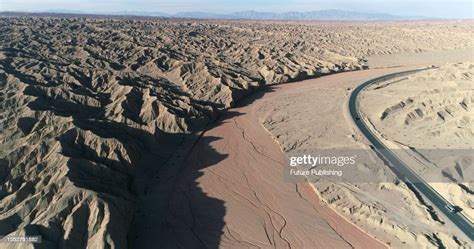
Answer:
[
  {"xmin": 121, "ymin": 87, "xmax": 147, "ymax": 125},
  {"xmin": 234, "ymin": 84, "xmax": 277, "ymax": 108},
  {"xmin": 17, "ymin": 117, "xmax": 38, "ymax": 135},
  {"xmin": 129, "ymin": 111, "xmax": 245, "ymax": 249},
  {"xmin": 458, "ymin": 183, "xmax": 474, "ymax": 195},
  {"xmin": 2, "ymin": 56, "xmax": 235, "ymax": 249},
  {"xmin": 14, "ymin": 61, "xmax": 277, "ymax": 248},
  {"xmin": 3, "ymin": 40, "xmax": 283, "ymax": 249},
  {"xmin": 147, "ymin": 88, "xmax": 278, "ymax": 249},
  {"xmin": 0, "ymin": 215, "xmax": 55, "ymax": 248},
  {"xmin": 24, "ymin": 208, "xmax": 92, "ymax": 249},
  {"xmin": 154, "ymin": 135, "xmax": 228, "ymax": 249},
  {"xmin": 24, "ymin": 223, "xmax": 58, "ymax": 249},
  {"xmin": 0, "ymin": 213, "xmax": 22, "ymax": 236},
  {"xmin": 0, "ymin": 158, "xmax": 10, "ymax": 185}
]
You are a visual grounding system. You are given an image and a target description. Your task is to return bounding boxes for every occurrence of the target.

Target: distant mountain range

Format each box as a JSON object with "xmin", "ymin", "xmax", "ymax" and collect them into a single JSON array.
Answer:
[
  {"xmin": 3, "ymin": 9, "xmax": 426, "ymax": 21},
  {"xmin": 171, "ymin": 10, "xmax": 421, "ymax": 21}
]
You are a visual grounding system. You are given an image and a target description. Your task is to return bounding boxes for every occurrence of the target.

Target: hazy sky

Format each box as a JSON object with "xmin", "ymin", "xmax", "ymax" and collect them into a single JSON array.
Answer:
[{"xmin": 1, "ymin": 0, "xmax": 473, "ymax": 19}]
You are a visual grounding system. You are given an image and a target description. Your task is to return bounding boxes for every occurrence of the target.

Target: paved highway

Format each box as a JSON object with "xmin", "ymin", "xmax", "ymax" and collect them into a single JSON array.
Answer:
[{"xmin": 349, "ymin": 69, "xmax": 474, "ymax": 241}]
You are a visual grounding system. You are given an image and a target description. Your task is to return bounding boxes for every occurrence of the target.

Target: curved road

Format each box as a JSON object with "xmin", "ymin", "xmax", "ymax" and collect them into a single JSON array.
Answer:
[{"xmin": 349, "ymin": 69, "xmax": 474, "ymax": 241}]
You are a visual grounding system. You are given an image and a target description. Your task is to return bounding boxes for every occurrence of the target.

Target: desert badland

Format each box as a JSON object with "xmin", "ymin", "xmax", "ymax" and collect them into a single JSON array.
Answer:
[{"xmin": 0, "ymin": 14, "xmax": 473, "ymax": 248}]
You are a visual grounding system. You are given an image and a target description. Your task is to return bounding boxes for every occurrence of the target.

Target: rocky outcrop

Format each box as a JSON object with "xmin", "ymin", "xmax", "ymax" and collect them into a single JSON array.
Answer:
[{"xmin": 0, "ymin": 16, "xmax": 472, "ymax": 248}]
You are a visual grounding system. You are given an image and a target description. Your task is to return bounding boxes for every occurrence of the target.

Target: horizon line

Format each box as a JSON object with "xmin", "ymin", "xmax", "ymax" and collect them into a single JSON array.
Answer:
[{"xmin": 0, "ymin": 9, "xmax": 451, "ymax": 21}]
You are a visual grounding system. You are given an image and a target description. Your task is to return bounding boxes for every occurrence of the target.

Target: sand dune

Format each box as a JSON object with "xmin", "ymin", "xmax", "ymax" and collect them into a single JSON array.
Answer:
[{"xmin": 0, "ymin": 15, "xmax": 473, "ymax": 248}]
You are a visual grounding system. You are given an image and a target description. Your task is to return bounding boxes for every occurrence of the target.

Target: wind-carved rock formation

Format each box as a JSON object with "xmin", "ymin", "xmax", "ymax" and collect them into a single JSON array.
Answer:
[{"xmin": 0, "ymin": 16, "xmax": 472, "ymax": 248}]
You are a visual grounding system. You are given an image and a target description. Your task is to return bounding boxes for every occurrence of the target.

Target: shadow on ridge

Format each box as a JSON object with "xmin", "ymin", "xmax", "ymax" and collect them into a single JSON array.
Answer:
[
  {"xmin": 1, "ymin": 50, "xmax": 279, "ymax": 249},
  {"xmin": 153, "ymin": 87, "xmax": 278, "ymax": 249}
]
